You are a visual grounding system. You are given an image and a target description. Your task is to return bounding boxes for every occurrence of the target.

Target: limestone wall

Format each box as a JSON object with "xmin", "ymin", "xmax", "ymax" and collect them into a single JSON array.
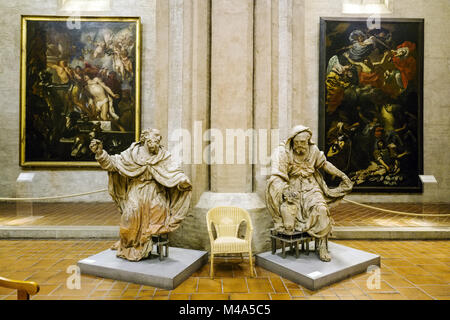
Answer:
[{"xmin": 0, "ymin": 0, "xmax": 449, "ymax": 204}]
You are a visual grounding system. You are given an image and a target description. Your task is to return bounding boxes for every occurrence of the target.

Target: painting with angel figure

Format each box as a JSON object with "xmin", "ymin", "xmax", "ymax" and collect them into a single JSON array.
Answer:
[
  {"xmin": 319, "ymin": 18, "xmax": 423, "ymax": 192},
  {"xmin": 20, "ymin": 16, "xmax": 141, "ymax": 167}
]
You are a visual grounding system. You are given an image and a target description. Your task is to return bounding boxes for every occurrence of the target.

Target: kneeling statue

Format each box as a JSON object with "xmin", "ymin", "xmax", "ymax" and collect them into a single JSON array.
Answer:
[
  {"xmin": 90, "ymin": 128, "xmax": 192, "ymax": 261},
  {"xmin": 265, "ymin": 125, "xmax": 353, "ymax": 262}
]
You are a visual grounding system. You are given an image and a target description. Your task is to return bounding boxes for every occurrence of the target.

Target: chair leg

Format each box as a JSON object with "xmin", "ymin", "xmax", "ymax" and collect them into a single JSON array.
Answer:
[
  {"xmin": 210, "ymin": 253, "xmax": 214, "ymax": 279},
  {"xmin": 240, "ymin": 253, "xmax": 244, "ymax": 263},
  {"xmin": 249, "ymin": 250, "xmax": 254, "ymax": 277}
]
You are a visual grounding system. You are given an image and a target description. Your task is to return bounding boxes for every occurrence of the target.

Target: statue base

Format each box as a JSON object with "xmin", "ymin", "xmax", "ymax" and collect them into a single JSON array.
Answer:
[
  {"xmin": 256, "ymin": 241, "xmax": 380, "ymax": 290},
  {"xmin": 77, "ymin": 247, "xmax": 208, "ymax": 290}
]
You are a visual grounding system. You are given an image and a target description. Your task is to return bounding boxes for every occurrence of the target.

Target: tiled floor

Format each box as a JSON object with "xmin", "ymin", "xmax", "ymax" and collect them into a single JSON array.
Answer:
[
  {"xmin": 0, "ymin": 240, "xmax": 448, "ymax": 300},
  {"xmin": 0, "ymin": 202, "xmax": 449, "ymax": 227}
]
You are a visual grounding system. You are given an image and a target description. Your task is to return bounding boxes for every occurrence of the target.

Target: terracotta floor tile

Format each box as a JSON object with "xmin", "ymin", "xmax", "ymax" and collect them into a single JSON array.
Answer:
[
  {"xmin": 89, "ymin": 290, "xmax": 109, "ymax": 298},
  {"xmin": 34, "ymin": 284, "xmax": 60, "ymax": 296},
  {"xmin": 152, "ymin": 295, "xmax": 169, "ymax": 300},
  {"xmin": 172, "ymin": 278, "xmax": 198, "ymax": 294},
  {"xmin": 269, "ymin": 277, "xmax": 288, "ymax": 293},
  {"xmin": 391, "ymin": 266, "xmax": 433, "ymax": 276},
  {"xmin": 270, "ymin": 293, "xmax": 291, "ymax": 300},
  {"xmin": 335, "ymin": 288, "xmax": 357, "ymax": 297},
  {"xmin": 125, "ymin": 283, "xmax": 142, "ymax": 290},
  {"xmin": 381, "ymin": 275, "xmax": 415, "ymax": 288},
  {"xmin": 111, "ymin": 281, "xmax": 129, "ymax": 290},
  {"xmin": 315, "ymin": 287, "xmax": 338, "ymax": 296},
  {"xmin": 31, "ymin": 295, "xmax": 62, "ymax": 300},
  {"xmin": 121, "ymin": 289, "xmax": 140, "ymax": 298},
  {"xmin": 190, "ymin": 293, "xmax": 229, "ymax": 300},
  {"xmin": 138, "ymin": 289, "xmax": 156, "ymax": 297},
  {"xmin": 308, "ymin": 296, "xmax": 325, "ymax": 300},
  {"xmin": 154, "ymin": 289, "xmax": 171, "ymax": 296},
  {"xmin": 382, "ymin": 258, "xmax": 415, "ymax": 267},
  {"xmin": 282, "ymin": 279, "xmax": 301, "ymax": 289},
  {"xmin": 417, "ymin": 285, "xmax": 450, "ymax": 297},
  {"xmin": 303, "ymin": 288, "xmax": 328, "ymax": 297},
  {"xmin": 254, "ymin": 266, "xmax": 275, "ymax": 277},
  {"xmin": 287, "ymin": 289, "xmax": 304, "ymax": 297},
  {"xmin": 136, "ymin": 296, "xmax": 152, "ymax": 300},
  {"xmin": 396, "ymin": 287, "xmax": 434, "ymax": 300},
  {"xmin": 169, "ymin": 294, "xmax": 190, "ymax": 300},
  {"xmin": 229, "ymin": 293, "xmax": 270, "ymax": 300},
  {"xmin": 95, "ymin": 281, "xmax": 115, "ymax": 290},
  {"xmin": 197, "ymin": 278, "xmax": 222, "ymax": 293},
  {"xmin": 355, "ymin": 280, "xmax": 397, "ymax": 293},
  {"xmin": 52, "ymin": 285, "xmax": 97, "ymax": 296},
  {"xmin": 368, "ymin": 293, "xmax": 407, "ymax": 300},
  {"xmin": 406, "ymin": 258, "xmax": 448, "ymax": 265},
  {"xmin": 418, "ymin": 264, "xmax": 450, "ymax": 274},
  {"xmin": 191, "ymin": 264, "xmax": 210, "ymax": 277},
  {"xmin": 247, "ymin": 278, "xmax": 274, "ymax": 293},
  {"xmin": 222, "ymin": 278, "xmax": 248, "ymax": 293},
  {"xmin": 404, "ymin": 275, "xmax": 448, "ymax": 285},
  {"xmin": 211, "ymin": 263, "xmax": 233, "ymax": 277},
  {"xmin": 233, "ymin": 264, "xmax": 254, "ymax": 278},
  {"xmin": 323, "ymin": 295, "xmax": 340, "ymax": 300},
  {"xmin": 104, "ymin": 289, "xmax": 125, "ymax": 297}
]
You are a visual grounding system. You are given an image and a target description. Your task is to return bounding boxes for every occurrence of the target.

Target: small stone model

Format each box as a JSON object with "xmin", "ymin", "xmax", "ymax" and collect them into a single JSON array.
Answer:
[
  {"xmin": 265, "ymin": 125, "xmax": 353, "ymax": 262},
  {"xmin": 90, "ymin": 128, "xmax": 192, "ymax": 261}
]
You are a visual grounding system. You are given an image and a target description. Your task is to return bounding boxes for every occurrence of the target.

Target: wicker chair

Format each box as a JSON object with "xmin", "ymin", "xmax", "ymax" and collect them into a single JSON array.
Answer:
[
  {"xmin": 0, "ymin": 276, "xmax": 39, "ymax": 300},
  {"xmin": 206, "ymin": 206, "xmax": 254, "ymax": 278}
]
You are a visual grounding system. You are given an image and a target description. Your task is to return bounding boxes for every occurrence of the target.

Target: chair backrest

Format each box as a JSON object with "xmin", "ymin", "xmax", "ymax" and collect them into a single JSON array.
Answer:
[{"xmin": 206, "ymin": 206, "xmax": 253, "ymax": 238}]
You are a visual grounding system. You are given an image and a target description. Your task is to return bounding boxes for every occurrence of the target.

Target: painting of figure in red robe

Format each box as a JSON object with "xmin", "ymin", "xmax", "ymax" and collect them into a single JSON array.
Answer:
[
  {"xmin": 319, "ymin": 18, "xmax": 423, "ymax": 192},
  {"xmin": 20, "ymin": 16, "xmax": 141, "ymax": 167}
]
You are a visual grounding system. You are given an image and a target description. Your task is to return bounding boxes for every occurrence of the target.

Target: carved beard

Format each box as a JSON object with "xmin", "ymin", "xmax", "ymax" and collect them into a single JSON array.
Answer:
[{"xmin": 294, "ymin": 146, "xmax": 307, "ymax": 155}]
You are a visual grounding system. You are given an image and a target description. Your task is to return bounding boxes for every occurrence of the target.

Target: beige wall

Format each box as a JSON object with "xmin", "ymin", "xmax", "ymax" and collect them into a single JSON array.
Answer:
[{"xmin": 0, "ymin": 0, "xmax": 449, "ymax": 204}]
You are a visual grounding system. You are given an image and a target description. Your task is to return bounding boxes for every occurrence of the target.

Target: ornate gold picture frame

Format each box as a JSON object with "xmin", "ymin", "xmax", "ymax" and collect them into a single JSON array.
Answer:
[{"xmin": 20, "ymin": 16, "xmax": 141, "ymax": 167}]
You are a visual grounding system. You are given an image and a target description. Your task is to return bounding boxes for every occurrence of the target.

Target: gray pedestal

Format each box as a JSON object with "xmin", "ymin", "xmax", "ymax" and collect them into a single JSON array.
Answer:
[
  {"xmin": 256, "ymin": 241, "xmax": 380, "ymax": 291},
  {"xmin": 78, "ymin": 247, "xmax": 208, "ymax": 290},
  {"xmin": 16, "ymin": 173, "xmax": 35, "ymax": 217}
]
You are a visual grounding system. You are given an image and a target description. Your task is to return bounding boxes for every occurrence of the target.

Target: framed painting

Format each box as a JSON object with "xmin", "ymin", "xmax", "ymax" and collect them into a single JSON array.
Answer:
[
  {"xmin": 319, "ymin": 18, "xmax": 424, "ymax": 192},
  {"xmin": 20, "ymin": 16, "xmax": 141, "ymax": 167}
]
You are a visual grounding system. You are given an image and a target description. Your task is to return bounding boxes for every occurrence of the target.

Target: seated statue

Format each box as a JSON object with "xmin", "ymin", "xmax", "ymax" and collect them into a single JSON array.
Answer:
[
  {"xmin": 265, "ymin": 125, "xmax": 353, "ymax": 262},
  {"xmin": 89, "ymin": 128, "xmax": 192, "ymax": 261}
]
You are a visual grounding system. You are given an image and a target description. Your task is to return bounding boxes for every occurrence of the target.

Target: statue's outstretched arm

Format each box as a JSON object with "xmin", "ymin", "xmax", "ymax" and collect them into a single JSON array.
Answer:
[{"xmin": 322, "ymin": 161, "xmax": 349, "ymax": 180}]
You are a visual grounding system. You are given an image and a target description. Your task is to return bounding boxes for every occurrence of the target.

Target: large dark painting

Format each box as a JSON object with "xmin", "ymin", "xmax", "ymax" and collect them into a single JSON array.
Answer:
[
  {"xmin": 319, "ymin": 18, "xmax": 423, "ymax": 192},
  {"xmin": 20, "ymin": 16, "xmax": 141, "ymax": 167}
]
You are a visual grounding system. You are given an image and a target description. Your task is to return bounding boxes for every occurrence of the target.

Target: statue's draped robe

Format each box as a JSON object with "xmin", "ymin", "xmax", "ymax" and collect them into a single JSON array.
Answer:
[
  {"xmin": 265, "ymin": 127, "xmax": 352, "ymax": 238},
  {"xmin": 96, "ymin": 142, "xmax": 192, "ymax": 261}
]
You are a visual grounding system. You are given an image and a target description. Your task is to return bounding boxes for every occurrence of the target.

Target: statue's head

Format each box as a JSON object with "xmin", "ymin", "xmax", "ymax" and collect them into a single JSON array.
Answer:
[
  {"xmin": 140, "ymin": 128, "xmax": 162, "ymax": 154},
  {"xmin": 292, "ymin": 131, "xmax": 311, "ymax": 155}
]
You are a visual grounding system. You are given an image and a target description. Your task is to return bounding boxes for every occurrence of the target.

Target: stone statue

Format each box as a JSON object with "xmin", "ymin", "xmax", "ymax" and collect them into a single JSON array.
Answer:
[
  {"xmin": 265, "ymin": 125, "xmax": 353, "ymax": 262},
  {"xmin": 89, "ymin": 128, "xmax": 192, "ymax": 261}
]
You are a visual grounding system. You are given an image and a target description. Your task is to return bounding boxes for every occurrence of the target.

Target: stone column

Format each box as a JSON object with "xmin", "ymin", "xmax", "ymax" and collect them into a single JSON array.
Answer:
[
  {"xmin": 170, "ymin": 0, "xmax": 273, "ymax": 253},
  {"xmin": 210, "ymin": 0, "xmax": 254, "ymax": 193}
]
